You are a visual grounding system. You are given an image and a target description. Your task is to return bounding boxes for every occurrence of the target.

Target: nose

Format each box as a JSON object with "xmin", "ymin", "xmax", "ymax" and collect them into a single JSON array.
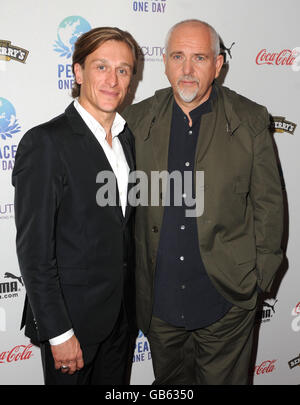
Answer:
[
  {"xmin": 182, "ymin": 58, "xmax": 193, "ymax": 76},
  {"xmin": 106, "ymin": 69, "xmax": 118, "ymax": 87}
]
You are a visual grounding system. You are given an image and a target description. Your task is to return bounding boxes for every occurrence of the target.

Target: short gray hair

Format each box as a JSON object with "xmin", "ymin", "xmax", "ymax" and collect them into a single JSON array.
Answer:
[{"xmin": 164, "ymin": 19, "xmax": 220, "ymax": 59}]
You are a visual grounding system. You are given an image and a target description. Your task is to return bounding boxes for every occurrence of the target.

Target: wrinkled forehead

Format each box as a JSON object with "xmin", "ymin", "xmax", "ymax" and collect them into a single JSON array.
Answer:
[
  {"xmin": 169, "ymin": 23, "xmax": 213, "ymax": 50},
  {"xmin": 166, "ymin": 21, "xmax": 218, "ymax": 58}
]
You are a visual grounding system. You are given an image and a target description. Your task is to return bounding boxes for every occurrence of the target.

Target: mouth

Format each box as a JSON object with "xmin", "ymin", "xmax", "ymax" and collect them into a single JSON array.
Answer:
[
  {"xmin": 178, "ymin": 77, "xmax": 199, "ymax": 87},
  {"xmin": 180, "ymin": 82, "xmax": 197, "ymax": 88},
  {"xmin": 99, "ymin": 89, "xmax": 119, "ymax": 97}
]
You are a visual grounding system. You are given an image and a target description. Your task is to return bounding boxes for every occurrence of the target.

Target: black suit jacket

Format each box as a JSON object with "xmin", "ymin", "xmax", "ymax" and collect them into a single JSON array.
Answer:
[{"xmin": 12, "ymin": 102, "xmax": 136, "ymax": 346}]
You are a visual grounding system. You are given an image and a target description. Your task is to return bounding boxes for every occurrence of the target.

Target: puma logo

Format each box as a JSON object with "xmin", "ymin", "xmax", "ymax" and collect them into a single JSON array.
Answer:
[
  {"xmin": 263, "ymin": 299, "xmax": 278, "ymax": 314},
  {"xmin": 4, "ymin": 272, "xmax": 24, "ymax": 286}
]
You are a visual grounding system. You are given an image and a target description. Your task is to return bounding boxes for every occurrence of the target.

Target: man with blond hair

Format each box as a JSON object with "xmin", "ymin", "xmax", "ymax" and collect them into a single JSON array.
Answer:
[{"xmin": 13, "ymin": 27, "xmax": 139, "ymax": 385}]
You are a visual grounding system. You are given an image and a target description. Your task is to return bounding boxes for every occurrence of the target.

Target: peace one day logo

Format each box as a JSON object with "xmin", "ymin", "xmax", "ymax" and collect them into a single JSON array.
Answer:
[
  {"xmin": 0, "ymin": 98, "xmax": 20, "ymax": 171},
  {"xmin": 0, "ymin": 98, "xmax": 21, "ymax": 141},
  {"xmin": 53, "ymin": 16, "xmax": 92, "ymax": 91}
]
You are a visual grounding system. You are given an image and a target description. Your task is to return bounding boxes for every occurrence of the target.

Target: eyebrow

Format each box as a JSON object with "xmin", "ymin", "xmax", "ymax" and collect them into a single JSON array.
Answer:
[
  {"xmin": 169, "ymin": 51, "xmax": 210, "ymax": 58},
  {"xmin": 169, "ymin": 51, "xmax": 184, "ymax": 56},
  {"xmin": 91, "ymin": 58, "xmax": 133, "ymax": 69}
]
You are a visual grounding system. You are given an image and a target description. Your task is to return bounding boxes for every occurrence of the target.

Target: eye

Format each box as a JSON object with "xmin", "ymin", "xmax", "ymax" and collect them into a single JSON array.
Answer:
[
  {"xmin": 172, "ymin": 54, "xmax": 183, "ymax": 61},
  {"xmin": 97, "ymin": 65, "xmax": 106, "ymax": 71},
  {"xmin": 194, "ymin": 55, "xmax": 205, "ymax": 62},
  {"xmin": 118, "ymin": 68, "xmax": 128, "ymax": 75}
]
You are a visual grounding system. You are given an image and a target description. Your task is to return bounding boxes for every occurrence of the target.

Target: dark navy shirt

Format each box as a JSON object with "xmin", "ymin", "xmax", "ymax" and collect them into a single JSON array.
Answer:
[{"xmin": 153, "ymin": 88, "xmax": 232, "ymax": 330}]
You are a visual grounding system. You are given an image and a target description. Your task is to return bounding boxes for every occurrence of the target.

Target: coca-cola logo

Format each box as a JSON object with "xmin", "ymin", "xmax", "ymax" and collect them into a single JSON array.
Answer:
[
  {"xmin": 294, "ymin": 302, "xmax": 300, "ymax": 314},
  {"xmin": 256, "ymin": 49, "xmax": 296, "ymax": 66},
  {"xmin": 0, "ymin": 344, "xmax": 33, "ymax": 364},
  {"xmin": 254, "ymin": 360, "xmax": 276, "ymax": 375},
  {"xmin": 291, "ymin": 302, "xmax": 300, "ymax": 332}
]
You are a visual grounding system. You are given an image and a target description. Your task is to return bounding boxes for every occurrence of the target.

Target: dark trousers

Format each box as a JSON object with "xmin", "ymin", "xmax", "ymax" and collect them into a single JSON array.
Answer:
[
  {"xmin": 40, "ymin": 305, "xmax": 134, "ymax": 385},
  {"xmin": 147, "ymin": 305, "xmax": 256, "ymax": 385}
]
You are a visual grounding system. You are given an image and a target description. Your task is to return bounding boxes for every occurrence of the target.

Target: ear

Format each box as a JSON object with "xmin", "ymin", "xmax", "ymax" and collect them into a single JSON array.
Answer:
[
  {"xmin": 214, "ymin": 54, "xmax": 224, "ymax": 79},
  {"xmin": 74, "ymin": 63, "xmax": 83, "ymax": 85},
  {"xmin": 163, "ymin": 53, "xmax": 167, "ymax": 74}
]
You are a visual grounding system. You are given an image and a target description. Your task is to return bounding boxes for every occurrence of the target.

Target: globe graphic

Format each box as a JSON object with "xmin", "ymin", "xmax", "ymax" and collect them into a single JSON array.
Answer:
[
  {"xmin": 55, "ymin": 16, "xmax": 91, "ymax": 58},
  {"xmin": 0, "ymin": 98, "xmax": 17, "ymax": 135}
]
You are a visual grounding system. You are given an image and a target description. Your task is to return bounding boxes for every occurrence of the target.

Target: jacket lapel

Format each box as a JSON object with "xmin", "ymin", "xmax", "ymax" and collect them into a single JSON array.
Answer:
[
  {"xmin": 118, "ymin": 126, "xmax": 135, "ymax": 224},
  {"xmin": 195, "ymin": 106, "xmax": 218, "ymax": 164},
  {"xmin": 65, "ymin": 102, "xmax": 113, "ymax": 171},
  {"xmin": 195, "ymin": 84, "xmax": 242, "ymax": 164},
  {"xmin": 65, "ymin": 102, "xmax": 124, "ymax": 223},
  {"xmin": 147, "ymin": 94, "xmax": 174, "ymax": 172}
]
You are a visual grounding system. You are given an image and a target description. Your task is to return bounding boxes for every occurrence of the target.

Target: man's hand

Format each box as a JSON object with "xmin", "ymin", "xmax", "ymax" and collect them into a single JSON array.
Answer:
[{"xmin": 51, "ymin": 335, "xmax": 84, "ymax": 375}]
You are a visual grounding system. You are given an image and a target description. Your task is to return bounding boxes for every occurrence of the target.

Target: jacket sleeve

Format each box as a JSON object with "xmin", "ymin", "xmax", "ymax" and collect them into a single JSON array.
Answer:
[
  {"xmin": 250, "ymin": 108, "xmax": 284, "ymax": 292},
  {"xmin": 12, "ymin": 127, "xmax": 72, "ymax": 342}
]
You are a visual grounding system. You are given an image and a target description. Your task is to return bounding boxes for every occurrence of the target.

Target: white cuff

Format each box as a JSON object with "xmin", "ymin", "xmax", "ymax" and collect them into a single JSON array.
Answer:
[{"xmin": 49, "ymin": 329, "xmax": 74, "ymax": 346}]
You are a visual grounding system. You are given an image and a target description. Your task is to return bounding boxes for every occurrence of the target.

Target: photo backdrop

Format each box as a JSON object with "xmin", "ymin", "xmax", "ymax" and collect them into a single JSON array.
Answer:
[{"xmin": 1, "ymin": 0, "xmax": 299, "ymax": 385}]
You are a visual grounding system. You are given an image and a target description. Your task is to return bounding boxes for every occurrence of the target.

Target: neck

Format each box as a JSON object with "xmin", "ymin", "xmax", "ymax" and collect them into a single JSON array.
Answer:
[{"xmin": 78, "ymin": 98, "xmax": 116, "ymax": 135}]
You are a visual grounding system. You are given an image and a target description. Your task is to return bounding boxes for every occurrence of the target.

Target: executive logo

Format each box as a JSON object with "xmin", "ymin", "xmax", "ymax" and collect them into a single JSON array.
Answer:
[
  {"xmin": 0, "ymin": 272, "xmax": 24, "ymax": 301},
  {"xmin": 0, "ymin": 203, "xmax": 14, "ymax": 220},
  {"xmin": 140, "ymin": 45, "xmax": 165, "ymax": 62},
  {"xmin": 0, "ymin": 40, "xmax": 29, "ymax": 63},
  {"xmin": 53, "ymin": 16, "xmax": 91, "ymax": 91},
  {"xmin": 271, "ymin": 116, "xmax": 297, "ymax": 135},
  {"xmin": 132, "ymin": 0, "xmax": 167, "ymax": 13}
]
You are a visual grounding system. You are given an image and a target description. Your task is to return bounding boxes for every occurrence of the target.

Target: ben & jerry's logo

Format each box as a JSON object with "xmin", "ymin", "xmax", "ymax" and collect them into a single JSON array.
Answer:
[
  {"xmin": 288, "ymin": 354, "xmax": 300, "ymax": 370},
  {"xmin": 271, "ymin": 116, "xmax": 297, "ymax": 135},
  {"xmin": 0, "ymin": 40, "xmax": 29, "ymax": 63}
]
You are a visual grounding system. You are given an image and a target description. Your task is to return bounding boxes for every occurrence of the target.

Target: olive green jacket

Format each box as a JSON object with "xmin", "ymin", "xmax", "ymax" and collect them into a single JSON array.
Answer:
[{"xmin": 122, "ymin": 84, "xmax": 283, "ymax": 334}]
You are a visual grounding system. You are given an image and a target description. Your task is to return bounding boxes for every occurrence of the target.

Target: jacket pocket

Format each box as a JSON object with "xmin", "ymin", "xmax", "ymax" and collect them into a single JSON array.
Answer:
[{"xmin": 58, "ymin": 267, "xmax": 88, "ymax": 286}]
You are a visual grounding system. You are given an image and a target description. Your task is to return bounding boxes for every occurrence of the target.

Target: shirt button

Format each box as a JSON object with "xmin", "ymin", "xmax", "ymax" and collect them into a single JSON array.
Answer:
[
  {"xmin": 185, "ymin": 162, "xmax": 190, "ymax": 167},
  {"xmin": 181, "ymin": 284, "xmax": 186, "ymax": 290},
  {"xmin": 180, "ymin": 225, "xmax": 185, "ymax": 230},
  {"xmin": 180, "ymin": 256, "xmax": 184, "ymax": 261},
  {"xmin": 181, "ymin": 314, "xmax": 185, "ymax": 319},
  {"xmin": 188, "ymin": 130, "xmax": 193, "ymax": 135}
]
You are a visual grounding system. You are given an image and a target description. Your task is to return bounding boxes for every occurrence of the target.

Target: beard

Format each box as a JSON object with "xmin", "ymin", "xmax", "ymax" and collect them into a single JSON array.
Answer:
[{"xmin": 176, "ymin": 76, "xmax": 199, "ymax": 103}]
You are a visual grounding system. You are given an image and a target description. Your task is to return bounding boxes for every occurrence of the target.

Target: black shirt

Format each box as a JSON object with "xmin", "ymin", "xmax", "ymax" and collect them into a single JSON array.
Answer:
[{"xmin": 153, "ymin": 88, "xmax": 232, "ymax": 329}]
